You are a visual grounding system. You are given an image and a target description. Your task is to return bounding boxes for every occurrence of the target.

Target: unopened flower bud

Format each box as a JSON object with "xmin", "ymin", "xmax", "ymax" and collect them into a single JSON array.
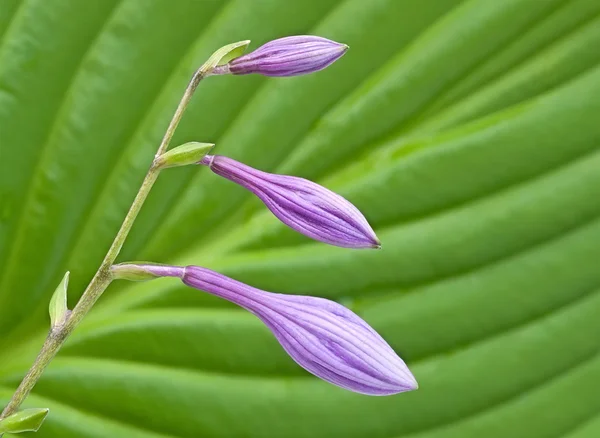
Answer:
[
  {"xmin": 130, "ymin": 263, "xmax": 417, "ymax": 396},
  {"xmin": 183, "ymin": 266, "xmax": 417, "ymax": 395},
  {"xmin": 199, "ymin": 154, "xmax": 380, "ymax": 249},
  {"xmin": 212, "ymin": 35, "xmax": 348, "ymax": 77}
]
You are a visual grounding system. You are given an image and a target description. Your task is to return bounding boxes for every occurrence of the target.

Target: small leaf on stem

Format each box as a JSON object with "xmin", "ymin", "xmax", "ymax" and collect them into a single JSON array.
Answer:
[
  {"xmin": 49, "ymin": 271, "xmax": 70, "ymax": 329},
  {"xmin": 0, "ymin": 408, "xmax": 49, "ymax": 434},
  {"xmin": 155, "ymin": 142, "xmax": 214, "ymax": 169},
  {"xmin": 200, "ymin": 40, "xmax": 251, "ymax": 74}
]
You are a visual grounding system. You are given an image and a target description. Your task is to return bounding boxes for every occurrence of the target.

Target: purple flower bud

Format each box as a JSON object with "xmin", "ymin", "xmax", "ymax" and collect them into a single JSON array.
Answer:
[
  {"xmin": 136, "ymin": 263, "xmax": 417, "ymax": 395},
  {"xmin": 199, "ymin": 154, "xmax": 380, "ymax": 249},
  {"xmin": 214, "ymin": 35, "xmax": 348, "ymax": 77}
]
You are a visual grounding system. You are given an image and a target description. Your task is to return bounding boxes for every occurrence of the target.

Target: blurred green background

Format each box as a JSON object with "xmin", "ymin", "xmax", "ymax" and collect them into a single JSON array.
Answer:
[{"xmin": 2, "ymin": 0, "xmax": 600, "ymax": 436}]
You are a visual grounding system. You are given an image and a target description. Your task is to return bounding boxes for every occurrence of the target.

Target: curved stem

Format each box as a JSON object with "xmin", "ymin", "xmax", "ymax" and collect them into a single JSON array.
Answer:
[
  {"xmin": 0, "ymin": 69, "xmax": 205, "ymax": 420},
  {"xmin": 156, "ymin": 71, "xmax": 204, "ymax": 158}
]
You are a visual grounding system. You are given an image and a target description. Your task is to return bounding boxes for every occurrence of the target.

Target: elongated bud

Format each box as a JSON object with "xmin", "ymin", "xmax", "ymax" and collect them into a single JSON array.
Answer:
[
  {"xmin": 155, "ymin": 142, "xmax": 214, "ymax": 169},
  {"xmin": 199, "ymin": 154, "xmax": 380, "ymax": 249},
  {"xmin": 0, "ymin": 408, "xmax": 49, "ymax": 434},
  {"xmin": 212, "ymin": 36, "xmax": 348, "ymax": 77},
  {"xmin": 133, "ymin": 263, "xmax": 417, "ymax": 395}
]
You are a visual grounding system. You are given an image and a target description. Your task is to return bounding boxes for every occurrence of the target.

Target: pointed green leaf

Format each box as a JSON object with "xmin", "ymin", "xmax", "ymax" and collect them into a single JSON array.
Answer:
[
  {"xmin": 49, "ymin": 272, "xmax": 69, "ymax": 329},
  {"xmin": 155, "ymin": 142, "xmax": 214, "ymax": 169},
  {"xmin": 200, "ymin": 40, "xmax": 251, "ymax": 74},
  {"xmin": 0, "ymin": 408, "xmax": 49, "ymax": 434}
]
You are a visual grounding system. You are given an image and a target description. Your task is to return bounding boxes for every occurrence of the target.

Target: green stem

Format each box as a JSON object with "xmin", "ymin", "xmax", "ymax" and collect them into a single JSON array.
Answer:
[{"xmin": 0, "ymin": 69, "xmax": 205, "ymax": 420}]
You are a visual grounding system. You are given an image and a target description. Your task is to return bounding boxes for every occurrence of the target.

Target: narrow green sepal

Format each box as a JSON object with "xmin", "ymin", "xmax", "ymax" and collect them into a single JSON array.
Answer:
[
  {"xmin": 49, "ymin": 272, "xmax": 69, "ymax": 329},
  {"xmin": 200, "ymin": 40, "xmax": 250, "ymax": 74},
  {"xmin": 0, "ymin": 408, "xmax": 49, "ymax": 434},
  {"xmin": 155, "ymin": 142, "xmax": 214, "ymax": 169}
]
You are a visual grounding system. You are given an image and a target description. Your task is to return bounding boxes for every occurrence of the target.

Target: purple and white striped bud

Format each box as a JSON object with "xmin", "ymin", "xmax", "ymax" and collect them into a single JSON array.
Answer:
[
  {"xmin": 199, "ymin": 154, "xmax": 380, "ymax": 249},
  {"xmin": 125, "ymin": 263, "xmax": 418, "ymax": 396},
  {"xmin": 212, "ymin": 36, "xmax": 348, "ymax": 77}
]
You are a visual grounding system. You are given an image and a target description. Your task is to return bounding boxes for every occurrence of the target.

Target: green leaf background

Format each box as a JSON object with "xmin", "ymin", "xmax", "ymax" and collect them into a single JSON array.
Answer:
[{"xmin": 1, "ymin": 0, "xmax": 600, "ymax": 436}]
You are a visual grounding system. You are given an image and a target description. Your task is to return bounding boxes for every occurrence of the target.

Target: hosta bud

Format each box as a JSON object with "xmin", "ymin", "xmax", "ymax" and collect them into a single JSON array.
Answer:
[
  {"xmin": 184, "ymin": 266, "xmax": 416, "ymax": 395},
  {"xmin": 199, "ymin": 154, "xmax": 380, "ymax": 249},
  {"xmin": 128, "ymin": 263, "xmax": 417, "ymax": 396},
  {"xmin": 212, "ymin": 36, "xmax": 348, "ymax": 77}
]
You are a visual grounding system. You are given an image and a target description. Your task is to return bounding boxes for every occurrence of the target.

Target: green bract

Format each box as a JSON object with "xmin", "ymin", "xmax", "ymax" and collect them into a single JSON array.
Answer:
[
  {"xmin": 154, "ymin": 142, "xmax": 214, "ymax": 169},
  {"xmin": 0, "ymin": 408, "xmax": 49, "ymax": 434},
  {"xmin": 48, "ymin": 272, "xmax": 70, "ymax": 329},
  {"xmin": 201, "ymin": 40, "xmax": 251, "ymax": 74}
]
